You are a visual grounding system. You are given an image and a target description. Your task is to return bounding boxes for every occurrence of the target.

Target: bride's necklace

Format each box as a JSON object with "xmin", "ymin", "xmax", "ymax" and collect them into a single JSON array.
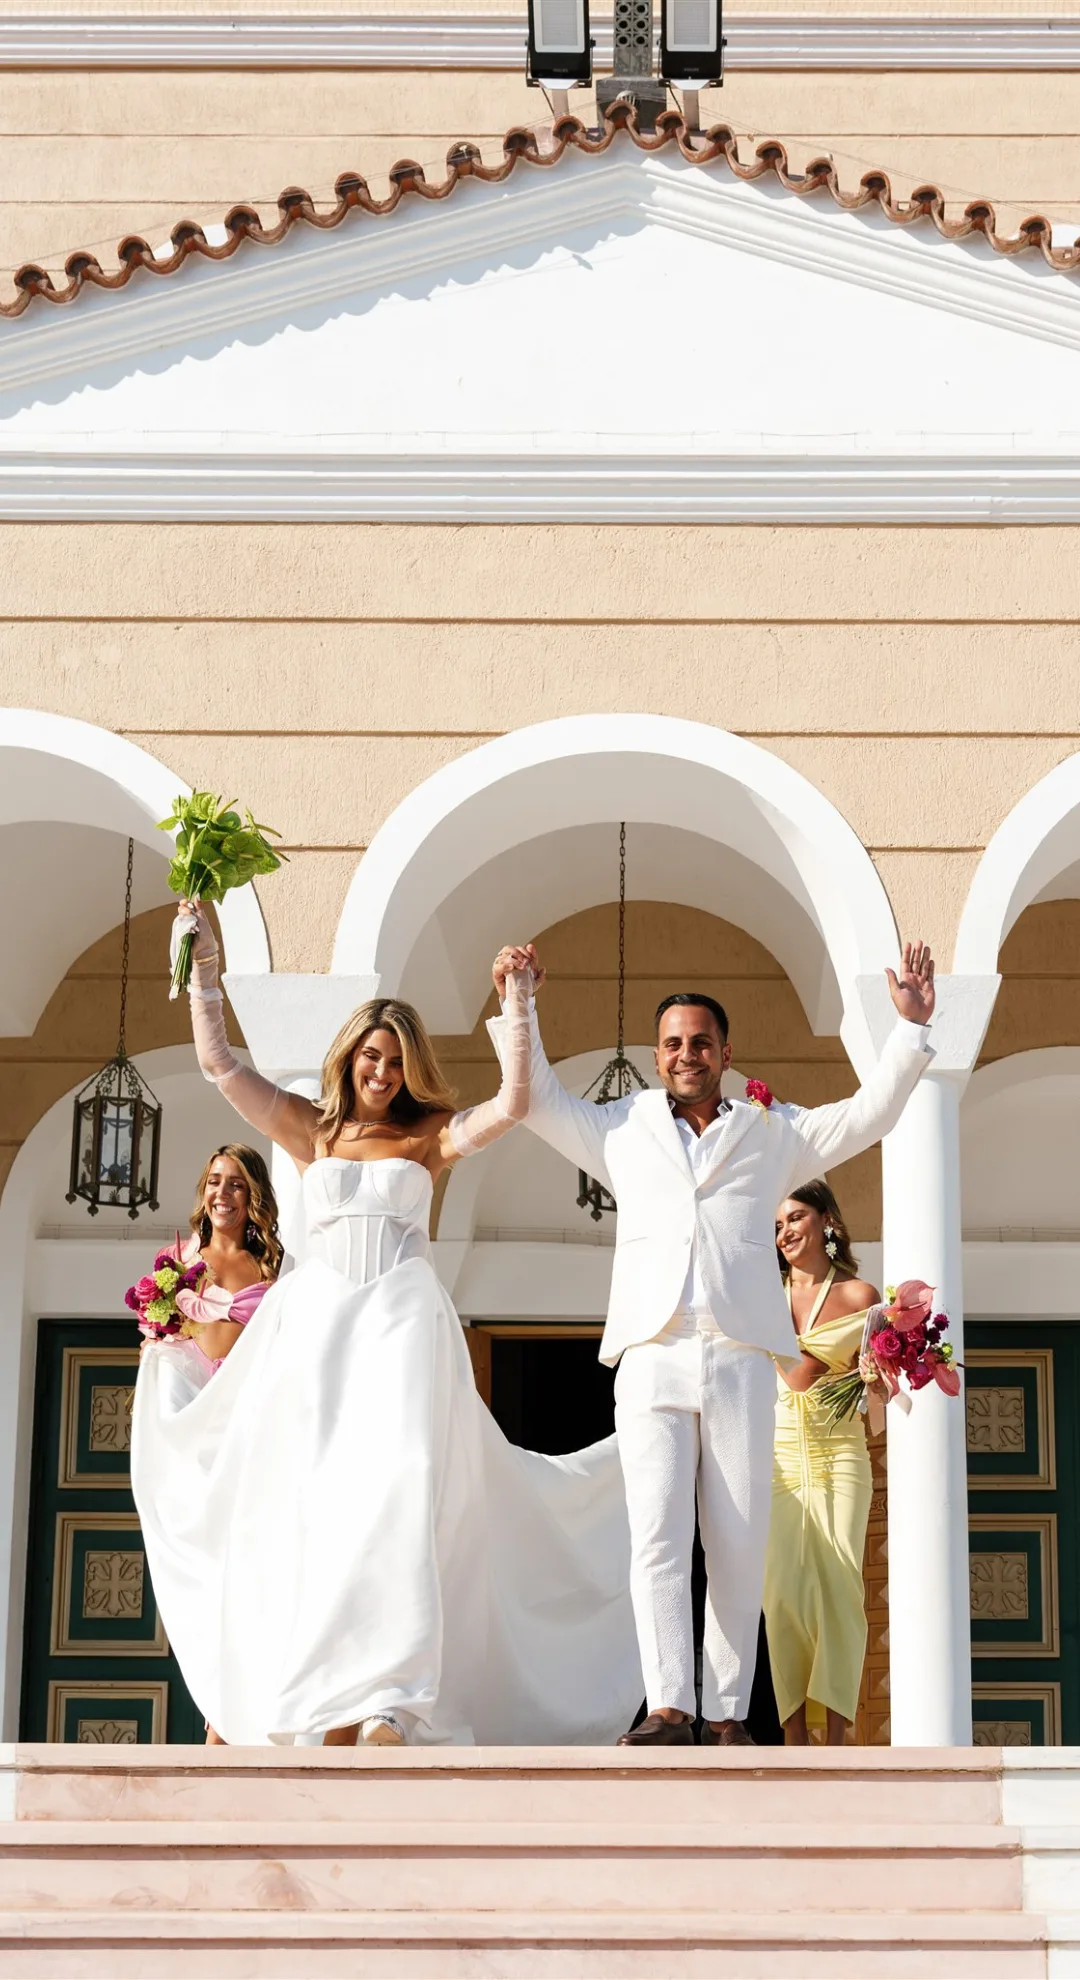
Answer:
[{"xmin": 342, "ymin": 1115, "xmax": 406, "ymax": 1142}]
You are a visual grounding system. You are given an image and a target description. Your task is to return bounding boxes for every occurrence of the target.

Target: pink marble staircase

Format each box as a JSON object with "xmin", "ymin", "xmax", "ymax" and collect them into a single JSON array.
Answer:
[{"xmin": 0, "ymin": 1745, "xmax": 1067, "ymax": 1977}]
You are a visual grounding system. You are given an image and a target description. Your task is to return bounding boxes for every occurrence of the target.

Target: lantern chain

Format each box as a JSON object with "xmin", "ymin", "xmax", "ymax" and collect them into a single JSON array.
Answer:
[
  {"xmin": 576, "ymin": 819, "xmax": 647, "ymax": 1214},
  {"xmin": 617, "ymin": 821, "xmax": 626, "ymax": 1068},
  {"xmin": 116, "ymin": 836, "xmax": 133, "ymax": 1059}
]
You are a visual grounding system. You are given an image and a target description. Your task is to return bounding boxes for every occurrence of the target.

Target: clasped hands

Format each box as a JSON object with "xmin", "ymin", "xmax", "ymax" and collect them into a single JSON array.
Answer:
[{"xmin": 493, "ymin": 944, "xmax": 546, "ymax": 1001}]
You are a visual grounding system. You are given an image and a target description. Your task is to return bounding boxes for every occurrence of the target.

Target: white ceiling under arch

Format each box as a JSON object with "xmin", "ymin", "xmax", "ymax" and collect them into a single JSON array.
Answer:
[
  {"xmin": 0, "ymin": 822, "xmax": 170, "ymax": 1035},
  {"xmin": 332, "ymin": 715, "xmax": 897, "ymax": 1076},
  {"xmin": 0, "ymin": 711, "xmax": 271, "ymax": 1035},
  {"xmin": 962, "ymin": 1050, "xmax": 1080, "ymax": 1237},
  {"xmin": 401, "ymin": 822, "xmax": 839, "ymax": 1037},
  {"xmin": 0, "ymin": 731, "xmax": 178, "ymax": 1035}
]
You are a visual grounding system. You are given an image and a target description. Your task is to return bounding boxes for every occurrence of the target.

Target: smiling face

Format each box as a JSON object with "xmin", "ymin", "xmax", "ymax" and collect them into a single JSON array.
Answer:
[
  {"xmin": 202, "ymin": 1155, "xmax": 251, "ymax": 1239},
  {"xmin": 351, "ymin": 1026, "xmax": 406, "ymax": 1118},
  {"xmin": 775, "ymin": 1196, "xmax": 828, "ymax": 1273},
  {"xmin": 654, "ymin": 1003, "xmax": 732, "ymax": 1108}
]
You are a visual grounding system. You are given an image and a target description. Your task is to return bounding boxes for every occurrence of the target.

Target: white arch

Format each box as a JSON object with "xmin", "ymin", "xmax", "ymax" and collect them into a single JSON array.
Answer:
[
  {"xmin": 960, "ymin": 1047, "xmax": 1080, "ymax": 1246},
  {"xmin": 333, "ymin": 716, "xmax": 898, "ymax": 1074},
  {"xmin": 0, "ymin": 710, "xmax": 270, "ymax": 1030},
  {"xmin": 955, "ymin": 751, "xmax": 1080, "ymax": 973},
  {"xmin": 963, "ymin": 1045, "xmax": 1080, "ymax": 1115}
]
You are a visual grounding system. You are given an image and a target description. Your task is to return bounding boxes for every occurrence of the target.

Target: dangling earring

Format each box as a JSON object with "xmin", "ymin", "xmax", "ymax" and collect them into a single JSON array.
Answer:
[
  {"xmin": 824, "ymin": 1224, "xmax": 839, "ymax": 1261},
  {"xmin": 245, "ymin": 1220, "xmax": 258, "ymax": 1249}
]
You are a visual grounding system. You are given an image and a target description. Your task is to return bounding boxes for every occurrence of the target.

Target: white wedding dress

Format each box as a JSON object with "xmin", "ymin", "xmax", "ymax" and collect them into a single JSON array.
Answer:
[{"xmin": 132, "ymin": 1153, "xmax": 642, "ymax": 1747}]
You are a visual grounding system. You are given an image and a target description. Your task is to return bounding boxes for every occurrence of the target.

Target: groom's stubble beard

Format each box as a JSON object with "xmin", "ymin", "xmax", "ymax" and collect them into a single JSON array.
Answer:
[{"xmin": 661, "ymin": 1064, "xmax": 725, "ymax": 1104}]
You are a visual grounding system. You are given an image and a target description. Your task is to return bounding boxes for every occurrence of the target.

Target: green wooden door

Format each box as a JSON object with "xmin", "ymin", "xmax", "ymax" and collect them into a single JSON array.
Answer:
[
  {"xmin": 20, "ymin": 1319, "xmax": 203, "ymax": 1744},
  {"xmin": 967, "ymin": 1322, "xmax": 1080, "ymax": 1746}
]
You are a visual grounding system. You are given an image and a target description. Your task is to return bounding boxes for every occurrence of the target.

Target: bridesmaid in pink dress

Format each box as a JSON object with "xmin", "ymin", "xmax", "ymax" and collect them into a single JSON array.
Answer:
[
  {"xmin": 169, "ymin": 1143, "xmax": 282, "ymax": 1740},
  {"xmin": 173, "ymin": 1143, "xmax": 281, "ymax": 1377}
]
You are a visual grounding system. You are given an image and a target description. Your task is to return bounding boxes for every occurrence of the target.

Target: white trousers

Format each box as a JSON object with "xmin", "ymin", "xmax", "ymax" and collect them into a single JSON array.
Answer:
[{"xmin": 614, "ymin": 1322, "xmax": 777, "ymax": 1721}]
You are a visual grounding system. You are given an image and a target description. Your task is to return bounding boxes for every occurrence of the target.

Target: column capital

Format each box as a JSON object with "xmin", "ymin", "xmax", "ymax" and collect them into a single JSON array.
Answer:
[
  {"xmin": 855, "ymin": 972, "xmax": 1000, "ymax": 1077},
  {"xmin": 223, "ymin": 972, "xmax": 379, "ymax": 1076}
]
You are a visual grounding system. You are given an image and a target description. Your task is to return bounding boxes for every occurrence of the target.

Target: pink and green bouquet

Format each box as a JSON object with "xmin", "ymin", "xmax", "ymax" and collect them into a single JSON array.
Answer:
[
  {"xmin": 126, "ymin": 1244, "xmax": 207, "ymax": 1343},
  {"xmin": 818, "ymin": 1279, "xmax": 960, "ymax": 1431}
]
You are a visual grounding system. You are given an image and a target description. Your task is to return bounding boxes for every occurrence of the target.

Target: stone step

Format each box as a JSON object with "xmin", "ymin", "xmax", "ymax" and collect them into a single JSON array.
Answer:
[
  {"xmin": 0, "ymin": 1907, "xmax": 1049, "ymax": 1978},
  {"xmin": 0, "ymin": 1819, "xmax": 1024, "ymax": 1914},
  {"xmin": 6, "ymin": 1744, "xmax": 1007, "ymax": 1828}
]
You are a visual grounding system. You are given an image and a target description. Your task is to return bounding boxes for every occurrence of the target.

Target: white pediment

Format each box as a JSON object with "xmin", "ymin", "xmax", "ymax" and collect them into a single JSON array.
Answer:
[{"xmin": 2, "ymin": 143, "xmax": 1080, "ymax": 517}]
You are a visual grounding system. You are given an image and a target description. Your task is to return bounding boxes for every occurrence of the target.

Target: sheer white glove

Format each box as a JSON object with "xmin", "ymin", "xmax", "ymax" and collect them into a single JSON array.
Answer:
[{"xmin": 448, "ymin": 966, "xmax": 533, "ymax": 1157}]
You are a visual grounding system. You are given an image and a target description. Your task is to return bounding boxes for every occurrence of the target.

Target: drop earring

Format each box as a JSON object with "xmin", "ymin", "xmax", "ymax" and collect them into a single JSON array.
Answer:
[{"xmin": 824, "ymin": 1225, "xmax": 839, "ymax": 1261}]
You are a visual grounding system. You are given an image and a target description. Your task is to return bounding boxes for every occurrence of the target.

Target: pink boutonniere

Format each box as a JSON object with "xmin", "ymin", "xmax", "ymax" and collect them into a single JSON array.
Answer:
[{"xmin": 745, "ymin": 1078, "xmax": 774, "ymax": 1112}]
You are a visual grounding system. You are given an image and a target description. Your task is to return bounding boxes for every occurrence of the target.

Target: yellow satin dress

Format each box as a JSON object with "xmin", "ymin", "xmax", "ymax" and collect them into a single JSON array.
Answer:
[{"xmin": 763, "ymin": 1272, "xmax": 873, "ymax": 1730}]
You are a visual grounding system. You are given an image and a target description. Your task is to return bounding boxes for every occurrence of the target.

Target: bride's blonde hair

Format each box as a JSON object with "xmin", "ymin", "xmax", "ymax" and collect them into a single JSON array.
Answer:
[{"xmin": 316, "ymin": 997, "xmax": 457, "ymax": 1149}]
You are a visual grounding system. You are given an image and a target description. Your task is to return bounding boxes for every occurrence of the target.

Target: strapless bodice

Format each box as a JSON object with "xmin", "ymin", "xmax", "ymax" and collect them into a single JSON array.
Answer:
[{"xmin": 300, "ymin": 1157, "xmax": 434, "ymax": 1283}]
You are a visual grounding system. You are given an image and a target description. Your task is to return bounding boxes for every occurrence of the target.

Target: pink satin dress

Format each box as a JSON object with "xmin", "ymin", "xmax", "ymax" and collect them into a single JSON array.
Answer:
[{"xmin": 175, "ymin": 1271, "xmax": 269, "ymax": 1371}]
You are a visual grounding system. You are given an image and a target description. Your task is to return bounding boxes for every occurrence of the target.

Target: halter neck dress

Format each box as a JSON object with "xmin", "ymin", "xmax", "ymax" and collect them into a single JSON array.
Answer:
[{"xmin": 762, "ymin": 1267, "xmax": 874, "ymax": 1730}]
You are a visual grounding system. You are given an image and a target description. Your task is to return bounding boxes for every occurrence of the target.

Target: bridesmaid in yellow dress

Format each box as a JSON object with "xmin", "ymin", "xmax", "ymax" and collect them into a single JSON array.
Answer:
[{"xmin": 763, "ymin": 1180, "xmax": 879, "ymax": 1746}]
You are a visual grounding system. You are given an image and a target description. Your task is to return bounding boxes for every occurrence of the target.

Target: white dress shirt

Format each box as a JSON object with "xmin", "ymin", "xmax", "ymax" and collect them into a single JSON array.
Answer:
[{"xmin": 669, "ymin": 1097, "xmax": 733, "ymax": 1327}]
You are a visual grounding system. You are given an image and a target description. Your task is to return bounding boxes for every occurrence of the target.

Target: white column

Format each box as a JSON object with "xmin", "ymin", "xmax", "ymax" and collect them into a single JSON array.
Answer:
[{"xmin": 881, "ymin": 1070, "xmax": 972, "ymax": 1746}]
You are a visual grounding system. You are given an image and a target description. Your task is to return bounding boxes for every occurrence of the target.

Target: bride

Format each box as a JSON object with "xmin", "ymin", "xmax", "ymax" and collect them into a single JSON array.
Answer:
[{"xmin": 132, "ymin": 907, "xmax": 640, "ymax": 1748}]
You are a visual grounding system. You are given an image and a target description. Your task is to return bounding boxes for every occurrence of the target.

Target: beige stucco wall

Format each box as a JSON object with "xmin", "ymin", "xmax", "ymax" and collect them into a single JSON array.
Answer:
[
  {"xmin": 3, "ymin": 518, "xmax": 1080, "ymax": 970},
  {"xmin": 4, "ymin": 62, "xmax": 1080, "ymax": 292},
  {"xmin": 3, "ymin": 516, "xmax": 1080, "ymax": 1199}
]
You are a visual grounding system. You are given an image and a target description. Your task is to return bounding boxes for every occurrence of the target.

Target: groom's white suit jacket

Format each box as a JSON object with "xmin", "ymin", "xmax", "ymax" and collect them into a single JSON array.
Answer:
[{"xmin": 488, "ymin": 1006, "xmax": 933, "ymax": 1366}]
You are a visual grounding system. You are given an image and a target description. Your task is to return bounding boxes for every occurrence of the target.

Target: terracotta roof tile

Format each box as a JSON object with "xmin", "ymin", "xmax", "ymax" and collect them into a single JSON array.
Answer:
[{"xmin": 3, "ymin": 105, "xmax": 1079, "ymax": 322}]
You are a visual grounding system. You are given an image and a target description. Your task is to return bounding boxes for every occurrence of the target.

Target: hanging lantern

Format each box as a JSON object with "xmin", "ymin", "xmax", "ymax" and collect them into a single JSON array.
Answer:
[
  {"xmin": 66, "ymin": 838, "xmax": 163, "ymax": 1221},
  {"xmin": 576, "ymin": 822, "xmax": 649, "ymax": 1221}
]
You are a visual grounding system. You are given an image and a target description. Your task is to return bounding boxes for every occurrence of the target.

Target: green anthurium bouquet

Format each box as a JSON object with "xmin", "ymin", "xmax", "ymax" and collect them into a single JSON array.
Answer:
[{"xmin": 158, "ymin": 792, "xmax": 286, "ymax": 998}]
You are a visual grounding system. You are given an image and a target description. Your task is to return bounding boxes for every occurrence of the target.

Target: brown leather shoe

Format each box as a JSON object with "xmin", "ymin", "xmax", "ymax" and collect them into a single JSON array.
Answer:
[
  {"xmin": 700, "ymin": 1720, "xmax": 756, "ymax": 1747},
  {"xmin": 616, "ymin": 1712, "xmax": 694, "ymax": 1747}
]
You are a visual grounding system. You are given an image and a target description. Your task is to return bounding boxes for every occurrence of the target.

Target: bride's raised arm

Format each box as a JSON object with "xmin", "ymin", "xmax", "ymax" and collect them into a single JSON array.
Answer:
[
  {"xmin": 179, "ymin": 903, "xmax": 319, "ymax": 1166},
  {"xmin": 440, "ymin": 963, "xmax": 532, "ymax": 1161}
]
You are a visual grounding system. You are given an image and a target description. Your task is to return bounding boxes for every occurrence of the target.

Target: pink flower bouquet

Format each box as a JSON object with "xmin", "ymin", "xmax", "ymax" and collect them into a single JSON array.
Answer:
[
  {"xmin": 818, "ymin": 1279, "xmax": 960, "ymax": 1430},
  {"xmin": 125, "ymin": 1242, "xmax": 207, "ymax": 1343}
]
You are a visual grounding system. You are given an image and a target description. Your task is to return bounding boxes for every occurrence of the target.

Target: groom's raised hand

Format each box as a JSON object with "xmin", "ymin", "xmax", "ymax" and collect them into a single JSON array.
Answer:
[
  {"xmin": 885, "ymin": 940, "xmax": 936, "ymax": 1025},
  {"xmin": 492, "ymin": 943, "xmax": 546, "ymax": 1001}
]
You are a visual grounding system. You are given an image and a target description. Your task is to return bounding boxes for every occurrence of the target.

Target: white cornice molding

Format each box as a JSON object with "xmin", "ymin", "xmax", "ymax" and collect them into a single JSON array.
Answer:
[
  {"xmin": 3, "ymin": 12, "xmax": 1080, "ymax": 70},
  {"xmin": 3, "ymin": 152, "xmax": 1079, "ymax": 398},
  {"xmin": 3, "ymin": 452, "xmax": 1080, "ymax": 520}
]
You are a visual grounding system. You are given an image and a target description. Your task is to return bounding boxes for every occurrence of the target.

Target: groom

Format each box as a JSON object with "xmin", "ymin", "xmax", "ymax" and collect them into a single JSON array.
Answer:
[{"xmin": 489, "ymin": 940, "xmax": 936, "ymax": 1746}]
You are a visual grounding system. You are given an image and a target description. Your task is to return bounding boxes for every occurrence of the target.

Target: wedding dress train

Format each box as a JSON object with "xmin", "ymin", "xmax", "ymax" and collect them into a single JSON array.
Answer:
[{"xmin": 132, "ymin": 1154, "xmax": 641, "ymax": 1747}]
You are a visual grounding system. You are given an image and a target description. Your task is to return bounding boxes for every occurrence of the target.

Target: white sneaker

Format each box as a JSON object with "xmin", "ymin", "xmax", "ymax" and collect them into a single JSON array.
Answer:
[{"xmin": 360, "ymin": 1713, "xmax": 406, "ymax": 1747}]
